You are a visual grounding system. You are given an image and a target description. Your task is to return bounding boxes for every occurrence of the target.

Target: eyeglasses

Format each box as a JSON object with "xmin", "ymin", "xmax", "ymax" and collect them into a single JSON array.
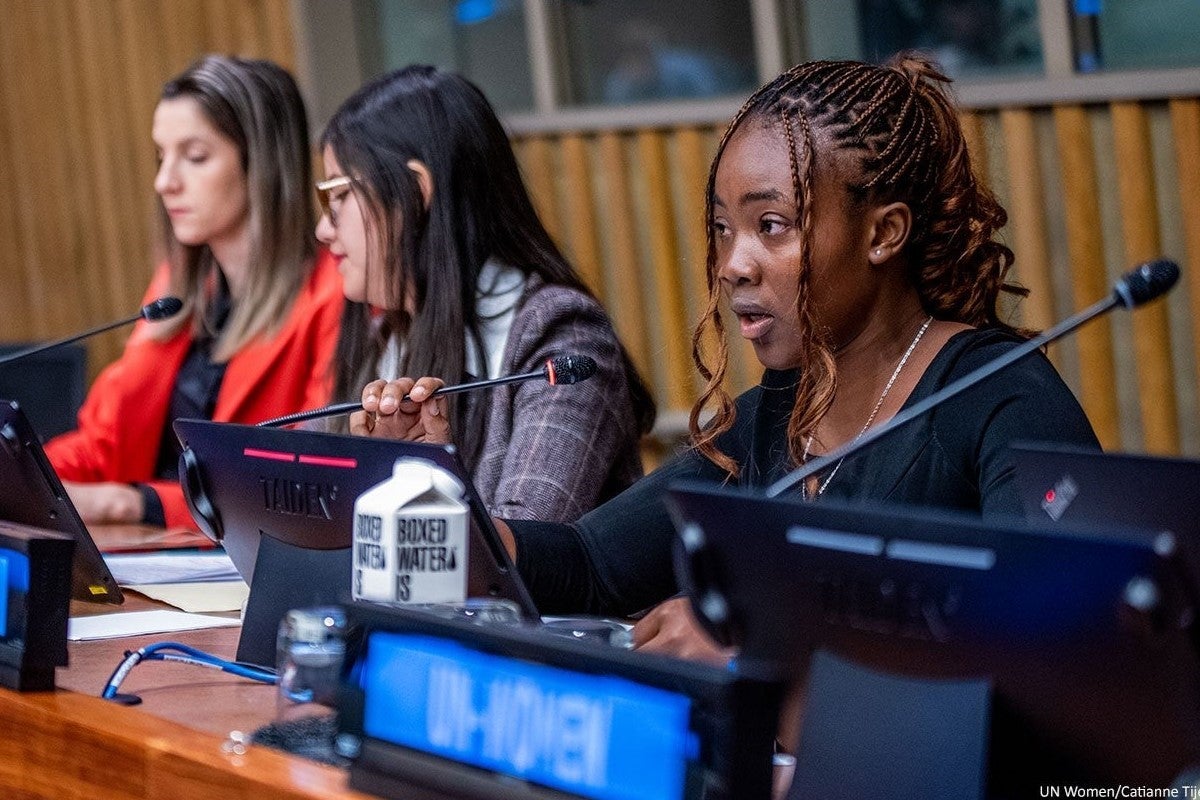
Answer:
[{"xmin": 316, "ymin": 175, "xmax": 353, "ymax": 227}]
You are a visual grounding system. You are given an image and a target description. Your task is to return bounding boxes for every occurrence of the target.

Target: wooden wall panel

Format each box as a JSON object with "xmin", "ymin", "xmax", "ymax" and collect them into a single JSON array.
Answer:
[
  {"xmin": 1000, "ymin": 108, "xmax": 1057, "ymax": 335},
  {"xmin": 1170, "ymin": 99, "xmax": 1200, "ymax": 418},
  {"xmin": 0, "ymin": 0, "xmax": 296, "ymax": 376},
  {"xmin": 0, "ymin": 25, "xmax": 20, "ymax": 335},
  {"xmin": 76, "ymin": 0, "xmax": 146, "ymax": 325},
  {"xmin": 1112, "ymin": 101, "xmax": 1179, "ymax": 454},
  {"xmin": 960, "ymin": 110, "xmax": 991, "ymax": 187},
  {"xmin": 1053, "ymin": 105, "xmax": 1122, "ymax": 449},
  {"xmin": 596, "ymin": 131, "xmax": 652, "ymax": 378},
  {"xmin": 674, "ymin": 125, "xmax": 711, "ymax": 397},
  {"xmin": 515, "ymin": 136, "xmax": 562, "ymax": 242},
  {"xmin": 116, "ymin": 0, "xmax": 171, "ymax": 274},
  {"xmin": 24, "ymin": 7, "xmax": 71, "ymax": 337},
  {"xmin": 560, "ymin": 133, "xmax": 605, "ymax": 299},
  {"xmin": 263, "ymin": 0, "xmax": 297, "ymax": 69},
  {"xmin": 54, "ymin": 0, "xmax": 115, "ymax": 333},
  {"xmin": 0, "ymin": 16, "xmax": 27, "ymax": 332},
  {"xmin": 0, "ymin": 7, "xmax": 51, "ymax": 337},
  {"xmin": 636, "ymin": 130, "xmax": 692, "ymax": 411},
  {"xmin": 160, "ymin": 1, "xmax": 209, "ymax": 73}
]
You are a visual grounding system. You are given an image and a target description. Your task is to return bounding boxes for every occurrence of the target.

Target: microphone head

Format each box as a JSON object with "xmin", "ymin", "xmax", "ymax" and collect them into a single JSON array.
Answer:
[
  {"xmin": 141, "ymin": 296, "xmax": 184, "ymax": 321},
  {"xmin": 1112, "ymin": 259, "xmax": 1180, "ymax": 308},
  {"xmin": 545, "ymin": 354, "xmax": 598, "ymax": 386}
]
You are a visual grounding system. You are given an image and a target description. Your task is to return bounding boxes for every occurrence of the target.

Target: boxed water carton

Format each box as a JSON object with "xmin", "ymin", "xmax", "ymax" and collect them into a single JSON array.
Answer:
[{"xmin": 352, "ymin": 458, "xmax": 468, "ymax": 605}]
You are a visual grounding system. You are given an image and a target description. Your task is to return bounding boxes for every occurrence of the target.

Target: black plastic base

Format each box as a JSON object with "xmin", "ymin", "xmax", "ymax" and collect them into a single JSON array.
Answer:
[{"xmin": 0, "ymin": 664, "xmax": 55, "ymax": 692}]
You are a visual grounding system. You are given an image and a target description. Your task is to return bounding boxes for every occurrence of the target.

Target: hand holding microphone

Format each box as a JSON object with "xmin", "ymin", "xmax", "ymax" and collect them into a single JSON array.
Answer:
[
  {"xmin": 350, "ymin": 354, "xmax": 598, "ymax": 440},
  {"xmin": 257, "ymin": 353, "xmax": 598, "ymax": 429},
  {"xmin": 352, "ymin": 375, "xmax": 453, "ymax": 442}
]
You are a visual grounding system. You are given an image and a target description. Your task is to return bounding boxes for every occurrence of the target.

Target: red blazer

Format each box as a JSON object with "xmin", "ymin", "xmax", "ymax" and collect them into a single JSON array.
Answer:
[{"xmin": 46, "ymin": 252, "xmax": 344, "ymax": 529}]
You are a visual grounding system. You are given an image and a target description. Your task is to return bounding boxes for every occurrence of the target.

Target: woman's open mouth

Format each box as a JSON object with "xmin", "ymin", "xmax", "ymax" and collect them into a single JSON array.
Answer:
[{"xmin": 731, "ymin": 300, "xmax": 775, "ymax": 341}]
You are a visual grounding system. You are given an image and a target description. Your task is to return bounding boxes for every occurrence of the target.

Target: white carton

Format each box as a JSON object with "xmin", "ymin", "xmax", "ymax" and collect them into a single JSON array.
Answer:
[{"xmin": 352, "ymin": 458, "xmax": 469, "ymax": 605}]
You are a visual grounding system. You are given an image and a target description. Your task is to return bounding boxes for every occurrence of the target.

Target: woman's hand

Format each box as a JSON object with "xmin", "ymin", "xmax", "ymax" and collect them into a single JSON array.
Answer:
[
  {"xmin": 350, "ymin": 376, "xmax": 451, "ymax": 443},
  {"xmin": 631, "ymin": 596, "xmax": 737, "ymax": 667},
  {"xmin": 63, "ymin": 481, "xmax": 144, "ymax": 524}
]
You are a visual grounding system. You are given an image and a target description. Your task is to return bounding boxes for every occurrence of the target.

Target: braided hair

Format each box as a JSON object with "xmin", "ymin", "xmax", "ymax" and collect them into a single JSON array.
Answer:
[{"xmin": 691, "ymin": 53, "xmax": 1025, "ymax": 477}]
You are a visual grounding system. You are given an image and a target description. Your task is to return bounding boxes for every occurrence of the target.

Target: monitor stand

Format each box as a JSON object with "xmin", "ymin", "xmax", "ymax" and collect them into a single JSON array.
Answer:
[
  {"xmin": 238, "ymin": 533, "xmax": 351, "ymax": 667},
  {"xmin": 788, "ymin": 650, "xmax": 990, "ymax": 800}
]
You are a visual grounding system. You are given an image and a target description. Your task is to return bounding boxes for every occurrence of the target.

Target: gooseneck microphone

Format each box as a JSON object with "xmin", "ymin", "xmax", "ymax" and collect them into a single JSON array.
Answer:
[
  {"xmin": 0, "ymin": 296, "xmax": 185, "ymax": 368},
  {"xmin": 765, "ymin": 258, "xmax": 1181, "ymax": 498},
  {"xmin": 257, "ymin": 353, "xmax": 599, "ymax": 428}
]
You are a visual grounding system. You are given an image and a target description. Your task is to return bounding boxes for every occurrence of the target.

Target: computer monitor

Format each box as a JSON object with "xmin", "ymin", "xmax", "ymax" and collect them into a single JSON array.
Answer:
[
  {"xmin": 0, "ymin": 400, "xmax": 121, "ymax": 603},
  {"xmin": 666, "ymin": 482, "xmax": 1200, "ymax": 793},
  {"xmin": 0, "ymin": 343, "xmax": 86, "ymax": 441},
  {"xmin": 174, "ymin": 419, "xmax": 537, "ymax": 666}
]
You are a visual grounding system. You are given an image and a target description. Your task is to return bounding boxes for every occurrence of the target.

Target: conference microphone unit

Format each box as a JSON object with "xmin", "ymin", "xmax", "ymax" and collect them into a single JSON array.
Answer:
[
  {"xmin": 0, "ymin": 296, "xmax": 185, "ymax": 369},
  {"xmin": 257, "ymin": 353, "xmax": 599, "ymax": 428},
  {"xmin": 765, "ymin": 258, "xmax": 1181, "ymax": 498}
]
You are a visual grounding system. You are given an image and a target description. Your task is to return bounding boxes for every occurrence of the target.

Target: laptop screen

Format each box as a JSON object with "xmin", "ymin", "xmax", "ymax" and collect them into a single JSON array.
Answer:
[
  {"xmin": 0, "ymin": 400, "xmax": 121, "ymax": 603},
  {"xmin": 1011, "ymin": 442, "xmax": 1200, "ymax": 536}
]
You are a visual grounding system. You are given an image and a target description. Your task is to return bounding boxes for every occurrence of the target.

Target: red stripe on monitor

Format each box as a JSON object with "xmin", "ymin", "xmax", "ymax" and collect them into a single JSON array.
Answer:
[
  {"xmin": 243, "ymin": 448, "xmax": 295, "ymax": 462},
  {"xmin": 298, "ymin": 454, "xmax": 358, "ymax": 469}
]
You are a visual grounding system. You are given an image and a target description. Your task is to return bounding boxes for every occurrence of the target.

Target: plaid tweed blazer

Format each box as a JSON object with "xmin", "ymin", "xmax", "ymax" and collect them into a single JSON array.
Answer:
[{"xmin": 466, "ymin": 278, "xmax": 645, "ymax": 523}]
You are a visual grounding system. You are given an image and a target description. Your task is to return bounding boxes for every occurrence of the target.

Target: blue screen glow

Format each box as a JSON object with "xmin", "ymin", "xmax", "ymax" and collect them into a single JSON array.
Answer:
[
  {"xmin": 0, "ymin": 548, "xmax": 29, "ymax": 638},
  {"xmin": 0, "ymin": 556, "xmax": 6, "ymax": 637},
  {"xmin": 361, "ymin": 632, "xmax": 695, "ymax": 800},
  {"xmin": 455, "ymin": 0, "xmax": 495, "ymax": 25}
]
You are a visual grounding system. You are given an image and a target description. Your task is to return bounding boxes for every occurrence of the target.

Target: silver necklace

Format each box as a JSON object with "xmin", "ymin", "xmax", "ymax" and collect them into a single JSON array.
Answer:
[{"xmin": 802, "ymin": 316, "xmax": 933, "ymax": 499}]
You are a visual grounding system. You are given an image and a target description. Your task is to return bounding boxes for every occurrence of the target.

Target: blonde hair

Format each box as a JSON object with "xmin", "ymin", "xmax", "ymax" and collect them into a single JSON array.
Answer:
[{"xmin": 154, "ymin": 55, "xmax": 316, "ymax": 360}]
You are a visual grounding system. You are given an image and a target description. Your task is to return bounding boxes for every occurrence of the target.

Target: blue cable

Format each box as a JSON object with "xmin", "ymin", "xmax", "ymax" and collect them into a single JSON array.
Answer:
[{"xmin": 101, "ymin": 641, "xmax": 277, "ymax": 701}]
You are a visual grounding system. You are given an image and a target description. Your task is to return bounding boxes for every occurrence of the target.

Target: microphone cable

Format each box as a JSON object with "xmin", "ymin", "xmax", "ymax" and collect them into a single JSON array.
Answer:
[{"xmin": 100, "ymin": 641, "xmax": 277, "ymax": 705}]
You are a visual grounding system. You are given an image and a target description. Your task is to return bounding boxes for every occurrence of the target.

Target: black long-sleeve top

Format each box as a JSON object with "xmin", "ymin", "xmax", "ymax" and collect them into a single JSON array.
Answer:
[{"xmin": 511, "ymin": 329, "xmax": 1101, "ymax": 616}]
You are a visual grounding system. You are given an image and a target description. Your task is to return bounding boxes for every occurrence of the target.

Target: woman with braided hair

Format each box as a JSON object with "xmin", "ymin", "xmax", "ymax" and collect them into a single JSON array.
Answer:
[{"xmin": 492, "ymin": 55, "xmax": 1099, "ymax": 658}]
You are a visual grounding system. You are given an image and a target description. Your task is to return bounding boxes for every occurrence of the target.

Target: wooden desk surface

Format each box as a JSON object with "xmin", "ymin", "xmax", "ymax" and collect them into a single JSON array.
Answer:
[{"xmin": 0, "ymin": 524, "xmax": 377, "ymax": 800}]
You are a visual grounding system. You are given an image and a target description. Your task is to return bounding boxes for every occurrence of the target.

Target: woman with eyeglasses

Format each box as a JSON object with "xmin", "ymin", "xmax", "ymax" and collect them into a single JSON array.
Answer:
[
  {"xmin": 46, "ymin": 55, "xmax": 344, "ymax": 530},
  {"xmin": 316, "ymin": 65, "xmax": 655, "ymax": 522}
]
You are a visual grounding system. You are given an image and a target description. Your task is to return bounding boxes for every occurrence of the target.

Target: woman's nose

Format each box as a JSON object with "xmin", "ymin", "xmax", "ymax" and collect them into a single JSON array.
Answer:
[
  {"xmin": 717, "ymin": 236, "xmax": 761, "ymax": 286},
  {"xmin": 315, "ymin": 212, "xmax": 335, "ymax": 246},
  {"xmin": 154, "ymin": 159, "xmax": 177, "ymax": 195}
]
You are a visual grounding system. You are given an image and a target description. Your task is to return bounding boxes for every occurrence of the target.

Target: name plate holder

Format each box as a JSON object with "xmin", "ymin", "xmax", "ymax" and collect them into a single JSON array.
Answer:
[
  {"xmin": 0, "ymin": 520, "xmax": 73, "ymax": 691},
  {"xmin": 339, "ymin": 601, "xmax": 785, "ymax": 800}
]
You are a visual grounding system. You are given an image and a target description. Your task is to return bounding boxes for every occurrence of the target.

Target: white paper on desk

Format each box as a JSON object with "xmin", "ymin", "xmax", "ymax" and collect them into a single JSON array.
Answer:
[
  {"xmin": 104, "ymin": 551, "xmax": 240, "ymax": 585},
  {"xmin": 68, "ymin": 610, "xmax": 240, "ymax": 641},
  {"xmin": 125, "ymin": 581, "xmax": 249, "ymax": 614}
]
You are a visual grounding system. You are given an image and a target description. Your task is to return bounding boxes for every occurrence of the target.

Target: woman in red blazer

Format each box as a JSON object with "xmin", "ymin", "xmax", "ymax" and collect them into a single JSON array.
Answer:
[{"xmin": 46, "ymin": 56, "xmax": 343, "ymax": 530}]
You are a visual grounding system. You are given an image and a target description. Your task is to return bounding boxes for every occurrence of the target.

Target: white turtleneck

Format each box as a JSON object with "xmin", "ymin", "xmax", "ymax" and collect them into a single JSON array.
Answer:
[{"xmin": 378, "ymin": 258, "xmax": 527, "ymax": 381}]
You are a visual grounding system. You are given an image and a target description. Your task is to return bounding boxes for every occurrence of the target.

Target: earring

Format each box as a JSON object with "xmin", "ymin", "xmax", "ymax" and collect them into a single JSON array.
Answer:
[{"xmin": 874, "ymin": 248, "xmax": 883, "ymax": 257}]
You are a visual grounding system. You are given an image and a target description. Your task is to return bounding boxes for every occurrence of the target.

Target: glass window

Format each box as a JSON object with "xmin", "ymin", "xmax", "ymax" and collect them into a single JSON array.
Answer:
[
  {"xmin": 790, "ymin": 0, "xmax": 1043, "ymax": 80},
  {"xmin": 556, "ymin": 0, "xmax": 760, "ymax": 106},
  {"xmin": 1070, "ymin": 0, "xmax": 1200, "ymax": 73},
  {"xmin": 356, "ymin": 0, "xmax": 534, "ymax": 113}
]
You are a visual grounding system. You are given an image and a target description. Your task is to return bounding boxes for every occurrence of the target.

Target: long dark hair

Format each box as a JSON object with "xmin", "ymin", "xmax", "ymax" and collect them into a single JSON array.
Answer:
[
  {"xmin": 692, "ymin": 54, "xmax": 1023, "ymax": 477},
  {"xmin": 155, "ymin": 55, "xmax": 315, "ymax": 360},
  {"xmin": 322, "ymin": 65, "xmax": 654, "ymax": 466}
]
